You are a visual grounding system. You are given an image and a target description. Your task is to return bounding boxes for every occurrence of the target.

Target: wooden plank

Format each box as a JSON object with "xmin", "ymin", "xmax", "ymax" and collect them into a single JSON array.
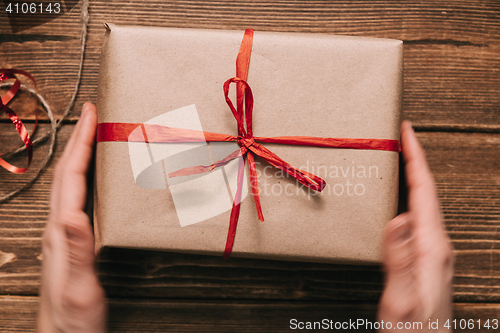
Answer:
[
  {"xmin": 1, "ymin": 296, "xmax": 500, "ymax": 332},
  {"xmin": 407, "ymin": 133, "xmax": 500, "ymax": 303},
  {"xmin": 0, "ymin": 0, "xmax": 499, "ymax": 129},
  {"xmin": 0, "ymin": 124, "xmax": 499, "ymax": 302}
]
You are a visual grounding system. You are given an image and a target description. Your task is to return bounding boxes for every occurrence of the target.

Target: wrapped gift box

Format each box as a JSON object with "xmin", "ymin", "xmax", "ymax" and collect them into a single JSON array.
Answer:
[{"xmin": 94, "ymin": 23, "xmax": 402, "ymax": 264}]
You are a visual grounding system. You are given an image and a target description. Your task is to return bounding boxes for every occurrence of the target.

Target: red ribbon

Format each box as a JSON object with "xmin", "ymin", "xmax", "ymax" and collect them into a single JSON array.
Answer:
[
  {"xmin": 96, "ymin": 29, "xmax": 401, "ymax": 258},
  {"xmin": 0, "ymin": 69, "xmax": 37, "ymax": 174}
]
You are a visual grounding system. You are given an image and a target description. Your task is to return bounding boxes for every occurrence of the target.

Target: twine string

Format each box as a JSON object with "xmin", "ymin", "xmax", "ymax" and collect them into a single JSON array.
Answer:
[{"xmin": 0, "ymin": 0, "xmax": 89, "ymax": 203}]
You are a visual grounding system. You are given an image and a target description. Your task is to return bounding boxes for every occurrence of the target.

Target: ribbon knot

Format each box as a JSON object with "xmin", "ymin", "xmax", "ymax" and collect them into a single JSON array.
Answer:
[
  {"xmin": 219, "ymin": 67, "xmax": 335, "ymax": 258},
  {"xmin": 237, "ymin": 136, "xmax": 255, "ymax": 149}
]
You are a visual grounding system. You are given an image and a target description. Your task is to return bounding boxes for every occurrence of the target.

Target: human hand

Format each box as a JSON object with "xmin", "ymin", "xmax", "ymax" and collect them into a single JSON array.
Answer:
[
  {"xmin": 38, "ymin": 102, "xmax": 106, "ymax": 332},
  {"xmin": 377, "ymin": 121, "xmax": 454, "ymax": 332}
]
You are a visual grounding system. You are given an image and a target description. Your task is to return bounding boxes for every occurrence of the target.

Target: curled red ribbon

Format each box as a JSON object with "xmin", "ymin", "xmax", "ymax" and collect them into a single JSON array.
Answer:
[
  {"xmin": 96, "ymin": 29, "xmax": 401, "ymax": 258},
  {"xmin": 0, "ymin": 69, "xmax": 37, "ymax": 174}
]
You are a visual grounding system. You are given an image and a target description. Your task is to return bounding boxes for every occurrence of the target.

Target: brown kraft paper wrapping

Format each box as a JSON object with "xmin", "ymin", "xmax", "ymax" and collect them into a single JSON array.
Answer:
[{"xmin": 94, "ymin": 23, "xmax": 403, "ymax": 264}]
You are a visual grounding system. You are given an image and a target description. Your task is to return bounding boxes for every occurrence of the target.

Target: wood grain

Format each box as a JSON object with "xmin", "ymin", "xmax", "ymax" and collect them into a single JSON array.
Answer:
[
  {"xmin": 1, "ymin": 2, "xmax": 499, "ymax": 329},
  {"xmin": 1, "ymin": 296, "xmax": 500, "ymax": 332},
  {"xmin": 0, "ymin": 124, "xmax": 498, "ymax": 303},
  {"xmin": 0, "ymin": 0, "xmax": 499, "ymax": 130}
]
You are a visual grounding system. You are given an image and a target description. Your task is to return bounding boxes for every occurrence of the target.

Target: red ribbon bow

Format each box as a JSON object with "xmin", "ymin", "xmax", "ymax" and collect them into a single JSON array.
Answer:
[
  {"xmin": 96, "ymin": 29, "xmax": 401, "ymax": 258},
  {"xmin": 0, "ymin": 69, "xmax": 37, "ymax": 174}
]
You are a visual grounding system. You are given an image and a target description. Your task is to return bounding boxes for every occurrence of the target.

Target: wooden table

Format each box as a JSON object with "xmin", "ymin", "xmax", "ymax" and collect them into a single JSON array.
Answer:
[{"xmin": 1, "ymin": 1, "xmax": 499, "ymax": 331}]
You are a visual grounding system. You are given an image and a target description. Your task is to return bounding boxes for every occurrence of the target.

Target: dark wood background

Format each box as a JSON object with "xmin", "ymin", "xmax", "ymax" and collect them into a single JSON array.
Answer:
[{"xmin": 1, "ymin": 1, "xmax": 499, "ymax": 332}]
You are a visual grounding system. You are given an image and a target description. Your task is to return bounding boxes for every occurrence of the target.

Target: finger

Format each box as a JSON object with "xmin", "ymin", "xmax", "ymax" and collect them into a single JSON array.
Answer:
[
  {"xmin": 44, "ymin": 104, "xmax": 93, "ymax": 292},
  {"xmin": 379, "ymin": 213, "xmax": 422, "ymax": 326},
  {"xmin": 45, "ymin": 210, "xmax": 97, "ymax": 309},
  {"xmin": 44, "ymin": 103, "xmax": 97, "ymax": 305},
  {"xmin": 40, "ymin": 215, "xmax": 106, "ymax": 333},
  {"xmin": 57, "ymin": 103, "xmax": 97, "ymax": 218},
  {"xmin": 383, "ymin": 213, "xmax": 414, "ymax": 282},
  {"xmin": 400, "ymin": 121, "xmax": 442, "ymax": 232},
  {"xmin": 401, "ymin": 121, "xmax": 435, "ymax": 195},
  {"xmin": 50, "ymin": 103, "xmax": 92, "ymax": 215},
  {"xmin": 59, "ymin": 103, "xmax": 92, "ymax": 167},
  {"xmin": 64, "ymin": 211, "xmax": 106, "ymax": 325},
  {"xmin": 65, "ymin": 211, "xmax": 97, "ymax": 276}
]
